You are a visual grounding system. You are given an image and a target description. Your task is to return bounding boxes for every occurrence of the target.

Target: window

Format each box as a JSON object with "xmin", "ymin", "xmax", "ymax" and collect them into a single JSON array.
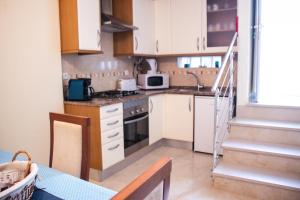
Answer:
[
  {"xmin": 251, "ymin": 0, "xmax": 300, "ymax": 106},
  {"xmin": 177, "ymin": 56, "xmax": 222, "ymax": 68}
]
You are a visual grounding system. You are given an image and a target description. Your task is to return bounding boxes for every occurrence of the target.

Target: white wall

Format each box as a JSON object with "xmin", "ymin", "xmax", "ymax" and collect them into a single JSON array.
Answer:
[
  {"xmin": 0, "ymin": 0, "xmax": 64, "ymax": 164},
  {"xmin": 237, "ymin": 0, "xmax": 253, "ymax": 106}
]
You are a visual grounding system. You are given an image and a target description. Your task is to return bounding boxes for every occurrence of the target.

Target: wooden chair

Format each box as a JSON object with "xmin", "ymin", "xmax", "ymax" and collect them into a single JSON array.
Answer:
[
  {"xmin": 111, "ymin": 157, "xmax": 172, "ymax": 200},
  {"xmin": 49, "ymin": 112, "xmax": 91, "ymax": 181}
]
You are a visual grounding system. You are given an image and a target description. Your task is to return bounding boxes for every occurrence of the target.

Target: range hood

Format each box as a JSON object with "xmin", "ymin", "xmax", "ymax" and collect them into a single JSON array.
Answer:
[{"xmin": 101, "ymin": 13, "xmax": 138, "ymax": 33}]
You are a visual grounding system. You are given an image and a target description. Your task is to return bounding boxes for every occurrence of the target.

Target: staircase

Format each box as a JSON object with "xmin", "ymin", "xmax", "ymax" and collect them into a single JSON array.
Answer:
[
  {"xmin": 210, "ymin": 32, "xmax": 300, "ymax": 199},
  {"xmin": 212, "ymin": 106, "xmax": 300, "ymax": 200}
]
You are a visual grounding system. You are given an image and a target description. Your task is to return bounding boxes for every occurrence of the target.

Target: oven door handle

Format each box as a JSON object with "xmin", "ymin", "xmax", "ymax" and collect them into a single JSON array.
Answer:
[{"xmin": 124, "ymin": 114, "xmax": 149, "ymax": 125}]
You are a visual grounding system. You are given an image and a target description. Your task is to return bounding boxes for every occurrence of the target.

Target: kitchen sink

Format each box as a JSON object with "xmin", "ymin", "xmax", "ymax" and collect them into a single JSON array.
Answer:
[{"xmin": 174, "ymin": 87, "xmax": 212, "ymax": 93}]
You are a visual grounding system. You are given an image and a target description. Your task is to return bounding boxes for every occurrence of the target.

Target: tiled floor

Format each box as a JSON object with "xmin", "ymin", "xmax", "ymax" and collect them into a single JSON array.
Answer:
[{"xmin": 95, "ymin": 146, "xmax": 256, "ymax": 200}]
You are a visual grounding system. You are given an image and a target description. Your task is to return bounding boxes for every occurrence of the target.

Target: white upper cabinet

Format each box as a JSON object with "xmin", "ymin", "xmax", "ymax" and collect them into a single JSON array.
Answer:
[
  {"xmin": 164, "ymin": 94, "xmax": 194, "ymax": 142},
  {"xmin": 59, "ymin": 0, "xmax": 101, "ymax": 54},
  {"xmin": 77, "ymin": 0, "xmax": 101, "ymax": 51},
  {"xmin": 171, "ymin": 0, "xmax": 202, "ymax": 54},
  {"xmin": 154, "ymin": 0, "xmax": 172, "ymax": 55},
  {"xmin": 133, "ymin": 0, "xmax": 155, "ymax": 55},
  {"xmin": 113, "ymin": 0, "xmax": 237, "ymax": 56}
]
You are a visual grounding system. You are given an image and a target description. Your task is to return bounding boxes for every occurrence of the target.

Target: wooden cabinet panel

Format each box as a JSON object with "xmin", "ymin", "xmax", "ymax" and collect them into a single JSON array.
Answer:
[
  {"xmin": 164, "ymin": 94, "xmax": 194, "ymax": 142},
  {"xmin": 149, "ymin": 95, "xmax": 165, "ymax": 145},
  {"xmin": 113, "ymin": 0, "xmax": 134, "ymax": 56},
  {"xmin": 64, "ymin": 104, "xmax": 102, "ymax": 170},
  {"xmin": 113, "ymin": 0, "xmax": 155, "ymax": 56},
  {"xmin": 59, "ymin": 0, "xmax": 101, "ymax": 54}
]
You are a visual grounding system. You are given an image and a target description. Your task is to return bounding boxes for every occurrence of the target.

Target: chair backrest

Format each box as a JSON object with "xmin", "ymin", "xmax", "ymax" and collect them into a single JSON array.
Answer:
[
  {"xmin": 111, "ymin": 157, "xmax": 172, "ymax": 200},
  {"xmin": 49, "ymin": 112, "xmax": 90, "ymax": 180}
]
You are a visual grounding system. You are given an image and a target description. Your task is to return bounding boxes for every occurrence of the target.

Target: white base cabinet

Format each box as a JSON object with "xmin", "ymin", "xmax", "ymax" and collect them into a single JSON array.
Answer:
[
  {"xmin": 194, "ymin": 96, "xmax": 229, "ymax": 154},
  {"xmin": 149, "ymin": 95, "xmax": 165, "ymax": 145},
  {"xmin": 100, "ymin": 103, "xmax": 124, "ymax": 169},
  {"xmin": 164, "ymin": 94, "xmax": 194, "ymax": 142},
  {"xmin": 149, "ymin": 94, "xmax": 194, "ymax": 143}
]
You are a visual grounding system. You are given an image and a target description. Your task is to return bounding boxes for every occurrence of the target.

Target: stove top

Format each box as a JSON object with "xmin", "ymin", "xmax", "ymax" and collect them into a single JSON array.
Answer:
[{"xmin": 92, "ymin": 90, "xmax": 139, "ymax": 98}]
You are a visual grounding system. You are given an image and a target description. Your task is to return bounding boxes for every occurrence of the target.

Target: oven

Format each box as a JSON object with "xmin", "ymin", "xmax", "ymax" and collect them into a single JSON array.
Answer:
[{"xmin": 123, "ymin": 98, "xmax": 149, "ymax": 157}]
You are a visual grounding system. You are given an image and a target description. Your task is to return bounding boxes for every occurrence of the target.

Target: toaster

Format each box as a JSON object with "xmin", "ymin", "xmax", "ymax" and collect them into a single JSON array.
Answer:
[{"xmin": 116, "ymin": 78, "xmax": 137, "ymax": 91}]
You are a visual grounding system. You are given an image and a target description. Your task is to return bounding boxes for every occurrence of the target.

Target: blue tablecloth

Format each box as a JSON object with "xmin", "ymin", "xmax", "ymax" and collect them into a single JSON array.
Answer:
[{"xmin": 0, "ymin": 150, "xmax": 116, "ymax": 200}]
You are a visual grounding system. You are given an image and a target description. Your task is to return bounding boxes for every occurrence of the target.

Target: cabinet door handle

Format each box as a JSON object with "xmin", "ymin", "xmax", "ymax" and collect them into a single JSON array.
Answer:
[
  {"xmin": 156, "ymin": 40, "xmax": 159, "ymax": 53},
  {"xmin": 108, "ymin": 144, "xmax": 120, "ymax": 151},
  {"xmin": 97, "ymin": 29, "xmax": 101, "ymax": 48},
  {"xmin": 197, "ymin": 37, "xmax": 200, "ymax": 51},
  {"xmin": 189, "ymin": 97, "xmax": 192, "ymax": 112},
  {"xmin": 203, "ymin": 37, "xmax": 206, "ymax": 50},
  {"xmin": 107, "ymin": 120, "xmax": 119, "ymax": 126},
  {"xmin": 135, "ymin": 36, "xmax": 138, "ymax": 51},
  {"xmin": 106, "ymin": 108, "xmax": 119, "ymax": 113},
  {"xmin": 107, "ymin": 132, "xmax": 120, "ymax": 139},
  {"xmin": 150, "ymin": 99, "xmax": 153, "ymax": 113}
]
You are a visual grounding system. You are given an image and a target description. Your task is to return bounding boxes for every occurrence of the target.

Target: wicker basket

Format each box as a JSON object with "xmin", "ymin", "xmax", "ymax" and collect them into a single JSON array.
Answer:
[{"xmin": 0, "ymin": 151, "xmax": 38, "ymax": 200}]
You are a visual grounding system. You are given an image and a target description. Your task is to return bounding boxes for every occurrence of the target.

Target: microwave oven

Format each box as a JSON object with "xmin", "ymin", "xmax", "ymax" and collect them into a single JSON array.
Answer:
[{"xmin": 138, "ymin": 73, "xmax": 169, "ymax": 90}]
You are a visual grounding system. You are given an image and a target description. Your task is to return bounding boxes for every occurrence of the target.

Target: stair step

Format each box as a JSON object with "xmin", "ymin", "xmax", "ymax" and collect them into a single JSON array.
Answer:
[
  {"xmin": 223, "ymin": 139, "xmax": 300, "ymax": 159},
  {"xmin": 236, "ymin": 104, "xmax": 300, "ymax": 123},
  {"xmin": 213, "ymin": 163, "xmax": 300, "ymax": 192},
  {"xmin": 230, "ymin": 118, "xmax": 300, "ymax": 131}
]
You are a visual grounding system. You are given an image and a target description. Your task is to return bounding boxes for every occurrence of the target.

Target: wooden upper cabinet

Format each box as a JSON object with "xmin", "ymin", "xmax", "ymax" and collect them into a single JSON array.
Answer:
[
  {"xmin": 113, "ymin": 0, "xmax": 155, "ymax": 56},
  {"xmin": 59, "ymin": 0, "xmax": 102, "ymax": 54}
]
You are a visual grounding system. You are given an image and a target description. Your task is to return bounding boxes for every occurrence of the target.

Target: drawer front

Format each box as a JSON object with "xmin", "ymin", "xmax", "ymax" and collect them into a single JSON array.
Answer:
[
  {"xmin": 100, "ymin": 103, "xmax": 123, "ymax": 119},
  {"xmin": 100, "ymin": 115, "xmax": 123, "ymax": 132},
  {"xmin": 101, "ymin": 127, "xmax": 124, "ymax": 145},
  {"xmin": 102, "ymin": 138, "xmax": 124, "ymax": 169}
]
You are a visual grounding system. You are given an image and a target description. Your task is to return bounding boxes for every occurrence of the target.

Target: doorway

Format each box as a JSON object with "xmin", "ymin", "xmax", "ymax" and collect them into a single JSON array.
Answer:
[{"xmin": 250, "ymin": 0, "xmax": 300, "ymax": 106}]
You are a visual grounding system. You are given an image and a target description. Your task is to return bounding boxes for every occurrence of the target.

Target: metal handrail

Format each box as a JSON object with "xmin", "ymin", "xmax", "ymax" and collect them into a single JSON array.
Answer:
[
  {"xmin": 211, "ymin": 32, "xmax": 238, "ymax": 92},
  {"xmin": 211, "ymin": 32, "xmax": 238, "ymax": 170}
]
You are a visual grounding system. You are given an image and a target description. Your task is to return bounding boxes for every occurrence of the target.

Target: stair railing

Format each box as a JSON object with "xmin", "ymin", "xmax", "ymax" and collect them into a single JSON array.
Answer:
[{"xmin": 211, "ymin": 32, "xmax": 238, "ymax": 170}]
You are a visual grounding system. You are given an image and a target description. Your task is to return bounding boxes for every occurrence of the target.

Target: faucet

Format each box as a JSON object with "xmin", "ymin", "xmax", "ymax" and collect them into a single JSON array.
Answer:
[{"xmin": 187, "ymin": 71, "xmax": 204, "ymax": 91}]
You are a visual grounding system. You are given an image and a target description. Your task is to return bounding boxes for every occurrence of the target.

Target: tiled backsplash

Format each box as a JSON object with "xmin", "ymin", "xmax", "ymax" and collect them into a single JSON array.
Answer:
[
  {"xmin": 158, "ymin": 57, "xmax": 219, "ymax": 87},
  {"xmin": 61, "ymin": 32, "xmax": 134, "ymax": 92}
]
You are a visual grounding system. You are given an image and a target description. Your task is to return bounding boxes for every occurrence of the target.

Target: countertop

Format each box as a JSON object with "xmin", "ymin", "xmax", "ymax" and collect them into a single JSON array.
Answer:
[{"xmin": 64, "ymin": 86, "xmax": 223, "ymax": 107}]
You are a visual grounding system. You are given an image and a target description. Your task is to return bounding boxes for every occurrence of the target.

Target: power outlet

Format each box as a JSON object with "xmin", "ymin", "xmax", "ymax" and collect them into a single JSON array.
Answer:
[{"xmin": 62, "ymin": 72, "xmax": 70, "ymax": 80}]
